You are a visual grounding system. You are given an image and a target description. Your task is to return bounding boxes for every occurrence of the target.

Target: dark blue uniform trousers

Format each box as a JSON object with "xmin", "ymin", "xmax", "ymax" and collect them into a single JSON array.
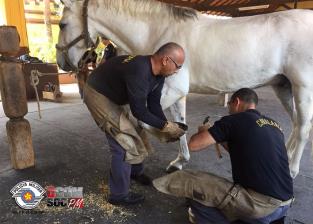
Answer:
[
  {"xmin": 106, "ymin": 133, "xmax": 144, "ymax": 200},
  {"xmin": 189, "ymin": 199, "xmax": 289, "ymax": 224}
]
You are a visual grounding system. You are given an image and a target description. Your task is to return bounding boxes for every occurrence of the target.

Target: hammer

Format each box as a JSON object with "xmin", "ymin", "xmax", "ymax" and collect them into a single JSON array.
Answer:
[{"xmin": 203, "ymin": 116, "xmax": 223, "ymax": 159}]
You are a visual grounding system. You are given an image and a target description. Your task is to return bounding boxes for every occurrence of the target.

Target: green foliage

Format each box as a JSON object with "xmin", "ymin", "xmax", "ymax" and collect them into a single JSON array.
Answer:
[
  {"xmin": 27, "ymin": 25, "xmax": 108, "ymax": 64},
  {"xmin": 27, "ymin": 24, "xmax": 59, "ymax": 63}
]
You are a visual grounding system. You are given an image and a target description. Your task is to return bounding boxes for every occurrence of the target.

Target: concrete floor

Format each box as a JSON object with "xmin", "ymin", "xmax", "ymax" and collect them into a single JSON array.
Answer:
[{"xmin": 0, "ymin": 86, "xmax": 312, "ymax": 224}]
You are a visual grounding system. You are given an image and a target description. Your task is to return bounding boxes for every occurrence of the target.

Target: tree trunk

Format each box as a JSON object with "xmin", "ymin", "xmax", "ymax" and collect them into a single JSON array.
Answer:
[{"xmin": 44, "ymin": 0, "xmax": 53, "ymax": 44}]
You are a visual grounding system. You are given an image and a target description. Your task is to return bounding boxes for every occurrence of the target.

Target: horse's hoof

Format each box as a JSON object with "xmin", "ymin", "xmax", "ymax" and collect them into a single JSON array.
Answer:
[{"xmin": 166, "ymin": 166, "xmax": 180, "ymax": 173}]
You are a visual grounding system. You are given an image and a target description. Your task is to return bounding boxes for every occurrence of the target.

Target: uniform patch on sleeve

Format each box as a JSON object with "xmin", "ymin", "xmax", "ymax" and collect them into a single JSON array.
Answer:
[{"xmin": 256, "ymin": 118, "xmax": 282, "ymax": 131}]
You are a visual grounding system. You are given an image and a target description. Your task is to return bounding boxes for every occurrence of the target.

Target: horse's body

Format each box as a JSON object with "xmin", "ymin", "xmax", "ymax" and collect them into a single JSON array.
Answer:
[{"xmin": 57, "ymin": 0, "xmax": 313, "ymax": 177}]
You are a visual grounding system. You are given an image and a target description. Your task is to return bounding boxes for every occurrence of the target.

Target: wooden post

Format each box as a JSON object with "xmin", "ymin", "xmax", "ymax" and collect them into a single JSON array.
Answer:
[
  {"xmin": 0, "ymin": 26, "xmax": 20, "ymax": 56},
  {"xmin": 0, "ymin": 26, "xmax": 35, "ymax": 169},
  {"xmin": 6, "ymin": 118, "xmax": 34, "ymax": 169},
  {"xmin": 0, "ymin": 62, "xmax": 28, "ymax": 118}
]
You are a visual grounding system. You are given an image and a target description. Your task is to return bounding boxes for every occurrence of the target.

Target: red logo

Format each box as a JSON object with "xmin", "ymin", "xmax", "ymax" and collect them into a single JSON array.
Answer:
[
  {"xmin": 46, "ymin": 186, "xmax": 84, "ymax": 208},
  {"xmin": 46, "ymin": 186, "xmax": 56, "ymax": 198},
  {"xmin": 68, "ymin": 198, "xmax": 84, "ymax": 208}
]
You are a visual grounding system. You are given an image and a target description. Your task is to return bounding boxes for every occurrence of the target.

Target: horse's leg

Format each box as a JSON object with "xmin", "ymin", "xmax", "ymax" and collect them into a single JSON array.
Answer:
[
  {"xmin": 160, "ymin": 70, "xmax": 189, "ymax": 172},
  {"xmin": 166, "ymin": 96, "xmax": 190, "ymax": 173},
  {"xmin": 288, "ymin": 85, "xmax": 313, "ymax": 178},
  {"xmin": 271, "ymin": 76, "xmax": 297, "ymax": 159}
]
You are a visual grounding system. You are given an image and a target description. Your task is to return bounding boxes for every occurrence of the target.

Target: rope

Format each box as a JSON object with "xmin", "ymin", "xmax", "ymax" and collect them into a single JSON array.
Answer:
[
  {"xmin": 30, "ymin": 70, "xmax": 68, "ymax": 119},
  {"xmin": 30, "ymin": 70, "xmax": 42, "ymax": 119}
]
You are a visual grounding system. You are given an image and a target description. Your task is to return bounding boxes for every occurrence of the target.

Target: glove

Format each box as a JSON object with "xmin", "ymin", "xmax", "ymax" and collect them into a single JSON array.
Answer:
[{"xmin": 161, "ymin": 121, "xmax": 186, "ymax": 142}]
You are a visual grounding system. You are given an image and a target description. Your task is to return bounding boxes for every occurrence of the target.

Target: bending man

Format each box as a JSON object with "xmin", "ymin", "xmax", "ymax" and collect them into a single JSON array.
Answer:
[{"xmin": 84, "ymin": 42, "xmax": 186, "ymax": 206}]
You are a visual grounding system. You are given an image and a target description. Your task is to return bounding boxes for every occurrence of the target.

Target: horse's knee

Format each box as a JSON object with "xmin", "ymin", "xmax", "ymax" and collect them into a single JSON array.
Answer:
[
  {"xmin": 289, "ymin": 160, "xmax": 300, "ymax": 178},
  {"xmin": 298, "ymin": 125, "xmax": 312, "ymax": 139}
]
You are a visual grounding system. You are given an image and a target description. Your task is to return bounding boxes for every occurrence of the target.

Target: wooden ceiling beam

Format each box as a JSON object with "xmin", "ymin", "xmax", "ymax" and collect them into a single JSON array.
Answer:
[
  {"xmin": 159, "ymin": 0, "xmax": 312, "ymax": 12},
  {"xmin": 235, "ymin": 3, "xmax": 282, "ymax": 16},
  {"xmin": 158, "ymin": 0, "xmax": 313, "ymax": 17},
  {"xmin": 281, "ymin": 3, "xmax": 293, "ymax": 9},
  {"xmin": 158, "ymin": 0, "xmax": 237, "ymax": 14}
]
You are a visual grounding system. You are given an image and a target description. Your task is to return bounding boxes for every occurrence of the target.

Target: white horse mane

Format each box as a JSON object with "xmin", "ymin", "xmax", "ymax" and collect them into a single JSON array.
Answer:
[{"xmin": 98, "ymin": 0, "xmax": 198, "ymax": 21}]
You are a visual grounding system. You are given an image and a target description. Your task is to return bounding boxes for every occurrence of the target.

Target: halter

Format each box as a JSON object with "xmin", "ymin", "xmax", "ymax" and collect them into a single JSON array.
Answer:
[{"xmin": 56, "ymin": 0, "xmax": 99, "ymax": 72}]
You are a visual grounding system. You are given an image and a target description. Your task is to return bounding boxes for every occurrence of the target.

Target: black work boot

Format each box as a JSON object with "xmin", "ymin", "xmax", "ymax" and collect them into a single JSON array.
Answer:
[
  {"xmin": 131, "ymin": 173, "xmax": 152, "ymax": 186},
  {"xmin": 108, "ymin": 192, "xmax": 145, "ymax": 206}
]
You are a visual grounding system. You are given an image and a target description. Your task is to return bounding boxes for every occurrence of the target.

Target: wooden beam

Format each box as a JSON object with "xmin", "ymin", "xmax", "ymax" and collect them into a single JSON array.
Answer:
[
  {"xmin": 281, "ymin": 3, "xmax": 292, "ymax": 9},
  {"xmin": 25, "ymin": 17, "xmax": 59, "ymax": 25},
  {"xmin": 210, "ymin": 0, "xmax": 312, "ymax": 11},
  {"xmin": 235, "ymin": 3, "xmax": 282, "ymax": 17},
  {"xmin": 159, "ymin": 0, "xmax": 312, "ymax": 10},
  {"xmin": 25, "ymin": 9, "xmax": 57, "ymax": 16},
  {"xmin": 158, "ymin": 0, "xmax": 313, "ymax": 15}
]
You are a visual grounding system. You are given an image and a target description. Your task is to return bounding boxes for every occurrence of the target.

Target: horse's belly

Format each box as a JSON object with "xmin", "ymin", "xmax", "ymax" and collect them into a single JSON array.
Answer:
[
  {"xmin": 189, "ymin": 84, "xmax": 222, "ymax": 94},
  {"xmin": 189, "ymin": 73, "xmax": 277, "ymax": 94}
]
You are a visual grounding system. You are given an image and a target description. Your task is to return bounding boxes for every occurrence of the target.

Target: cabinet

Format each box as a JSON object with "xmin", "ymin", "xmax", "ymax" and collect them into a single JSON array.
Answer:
[{"xmin": 22, "ymin": 63, "xmax": 59, "ymax": 100}]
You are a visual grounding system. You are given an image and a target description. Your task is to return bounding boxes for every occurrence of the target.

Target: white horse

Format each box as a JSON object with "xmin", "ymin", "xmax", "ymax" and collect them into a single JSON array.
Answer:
[{"xmin": 56, "ymin": 0, "xmax": 313, "ymax": 178}]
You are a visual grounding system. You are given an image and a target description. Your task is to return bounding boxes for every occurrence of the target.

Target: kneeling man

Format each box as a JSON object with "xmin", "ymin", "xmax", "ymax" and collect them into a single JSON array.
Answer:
[{"xmin": 154, "ymin": 88, "xmax": 293, "ymax": 224}]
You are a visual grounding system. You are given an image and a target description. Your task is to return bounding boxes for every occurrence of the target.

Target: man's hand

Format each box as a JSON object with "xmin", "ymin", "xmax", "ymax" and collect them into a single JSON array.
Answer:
[
  {"xmin": 198, "ymin": 124, "xmax": 210, "ymax": 132},
  {"xmin": 161, "ymin": 121, "xmax": 185, "ymax": 142}
]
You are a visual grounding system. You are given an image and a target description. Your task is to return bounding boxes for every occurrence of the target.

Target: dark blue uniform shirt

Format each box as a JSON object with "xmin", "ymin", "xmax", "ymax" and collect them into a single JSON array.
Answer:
[
  {"xmin": 209, "ymin": 109, "xmax": 293, "ymax": 201},
  {"xmin": 87, "ymin": 55, "xmax": 167, "ymax": 129}
]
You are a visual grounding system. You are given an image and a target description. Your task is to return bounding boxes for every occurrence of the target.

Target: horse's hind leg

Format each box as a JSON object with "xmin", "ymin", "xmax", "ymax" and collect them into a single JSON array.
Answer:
[
  {"xmin": 288, "ymin": 85, "xmax": 313, "ymax": 178},
  {"xmin": 271, "ymin": 76, "xmax": 297, "ymax": 158},
  {"xmin": 272, "ymin": 76, "xmax": 295, "ymax": 120},
  {"xmin": 166, "ymin": 96, "xmax": 190, "ymax": 173}
]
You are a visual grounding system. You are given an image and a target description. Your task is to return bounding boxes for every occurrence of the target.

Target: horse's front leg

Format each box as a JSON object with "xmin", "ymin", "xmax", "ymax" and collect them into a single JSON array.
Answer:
[
  {"xmin": 166, "ymin": 96, "xmax": 190, "ymax": 173},
  {"xmin": 158, "ymin": 68, "xmax": 190, "ymax": 172},
  {"xmin": 140, "ymin": 95, "xmax": 189, "ymax": 173}
]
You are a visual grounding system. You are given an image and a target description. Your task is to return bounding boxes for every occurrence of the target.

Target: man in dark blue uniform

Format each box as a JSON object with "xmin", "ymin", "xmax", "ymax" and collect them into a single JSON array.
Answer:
[
  {"xmin": 84, "ymin": 42, "xmax": 186, "ymax": 205},
  {"xmin": 187, "ymin": 88, "xmax": 293, "ymax": 223}
]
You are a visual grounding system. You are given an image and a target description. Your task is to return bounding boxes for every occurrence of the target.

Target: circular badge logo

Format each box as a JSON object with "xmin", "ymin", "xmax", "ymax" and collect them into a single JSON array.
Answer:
[{"xmin": 10, "ymin": 181, "xmax": 45, "ymax": 210}]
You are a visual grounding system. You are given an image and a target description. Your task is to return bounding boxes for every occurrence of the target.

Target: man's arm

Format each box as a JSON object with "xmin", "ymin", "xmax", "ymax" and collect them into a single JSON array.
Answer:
[
  {"xmin": 190, "ymin": 116, "xmax": 233, "ymax": 152},
  {"xmin": 147, "ymin": 79, "xmax": 167, "ymax": 121},
  {"xmin": 188, "ymin": 128, "xmax": 216, "ymax": 152},
  {"xmin": 126, "ymin": 75, "xmax": 166, "ymax": 129},
  {"xmin": 127, "ymin": 92, "xmax": 166, "ymax": 129}
]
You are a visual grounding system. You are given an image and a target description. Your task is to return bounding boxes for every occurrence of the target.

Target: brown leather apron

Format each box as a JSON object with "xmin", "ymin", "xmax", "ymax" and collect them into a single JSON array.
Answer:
[
  {"xmin": 153, "ymin": 169, "xmax": 292, "ymax": 221},
  {"xmin": 83, "ymin": 83, "xmax": 152, "ymax": 164}
]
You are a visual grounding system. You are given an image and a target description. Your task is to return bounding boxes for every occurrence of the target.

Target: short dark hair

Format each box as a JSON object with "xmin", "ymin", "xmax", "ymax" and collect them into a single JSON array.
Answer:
[
  {"xmin": 230, "ymin": 88, "xmax": 258, "ymax": 105},
  {"xmin": 155, "ymin": 42, "xmax": 183, "ymax": 56}
]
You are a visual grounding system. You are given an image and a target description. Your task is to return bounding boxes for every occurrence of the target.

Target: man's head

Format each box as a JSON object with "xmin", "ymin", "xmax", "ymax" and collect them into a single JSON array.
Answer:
[
  {"xmin": 151, "ymin": 42, "xmax": 185, "ymax": 77},
  {"xmin": 228, "ymin": 88, "xmax": 258, "ymax": 114}
]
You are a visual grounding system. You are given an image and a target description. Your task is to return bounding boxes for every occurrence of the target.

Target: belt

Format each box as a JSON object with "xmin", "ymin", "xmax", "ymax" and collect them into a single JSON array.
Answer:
[{"xmin": 248, "ymin": 188, "xmax": 295, "ymax": 207}]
